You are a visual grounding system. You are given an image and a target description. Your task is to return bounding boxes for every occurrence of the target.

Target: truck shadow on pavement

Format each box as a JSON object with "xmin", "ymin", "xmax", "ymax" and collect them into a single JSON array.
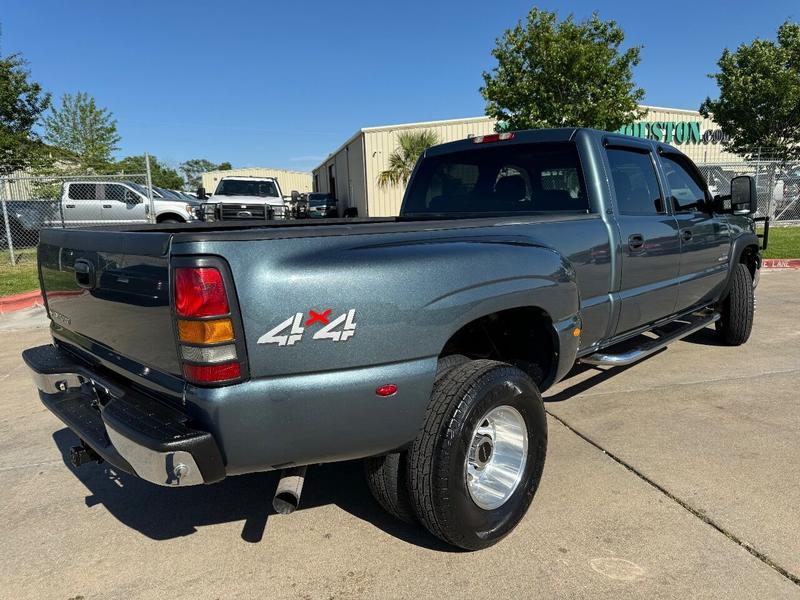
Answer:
[{"xmin": 52, "ymin": 429, "xmax": 457, "ymax": 552}]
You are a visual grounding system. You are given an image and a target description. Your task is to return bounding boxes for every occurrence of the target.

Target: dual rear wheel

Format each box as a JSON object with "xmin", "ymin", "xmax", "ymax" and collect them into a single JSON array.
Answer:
[{"xmin": 365, "ymin": 358, "xmax": 547, "ymax": 550}]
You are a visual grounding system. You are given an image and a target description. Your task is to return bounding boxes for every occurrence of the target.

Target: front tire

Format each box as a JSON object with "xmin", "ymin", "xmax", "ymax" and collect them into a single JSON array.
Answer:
[
  {"xmin": 716, "ymin": 263, "xmax": 754, "ymax": 345},
  {"xmin": 407, "ymin": 359, "xmax": 547, "ymax": 550}
]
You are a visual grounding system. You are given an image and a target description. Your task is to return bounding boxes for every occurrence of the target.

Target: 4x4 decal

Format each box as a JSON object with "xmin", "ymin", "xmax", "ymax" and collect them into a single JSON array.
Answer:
[{"xmin": 257, "ymin": 309, "xmax": 357, "ymax": 346}]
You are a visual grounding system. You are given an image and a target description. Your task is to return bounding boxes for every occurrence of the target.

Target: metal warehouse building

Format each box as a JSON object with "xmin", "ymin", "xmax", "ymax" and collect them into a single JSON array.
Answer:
[
  {"xmin": 201, "ymin": 167, "xmax": 313, "ymax": 197},
  {"xmin": 313, "ymin": 106, "xmax": 741, "ymax": 217}
]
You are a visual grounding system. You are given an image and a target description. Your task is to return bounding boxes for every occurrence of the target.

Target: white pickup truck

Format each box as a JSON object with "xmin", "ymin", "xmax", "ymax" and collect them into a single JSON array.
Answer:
[{"xmin": 205, "ymin": 176, "xmax": 287, "ymax": 221}]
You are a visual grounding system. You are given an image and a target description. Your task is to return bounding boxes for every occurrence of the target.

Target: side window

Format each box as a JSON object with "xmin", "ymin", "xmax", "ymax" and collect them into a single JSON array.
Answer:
[
  {"xmin": 101, "ymin": 184, "xmax": 127, "ymax": 201},
  {"xmin": 68, "ymin": 183, "xmax": 96, "ymax": 200},
  {"xmin": 660, "ymin": 154, "xmax": 708, "ymax": 211},
  {"xmin": 606, "ymin": 149, "xmax": 664, "ymax": 215}
]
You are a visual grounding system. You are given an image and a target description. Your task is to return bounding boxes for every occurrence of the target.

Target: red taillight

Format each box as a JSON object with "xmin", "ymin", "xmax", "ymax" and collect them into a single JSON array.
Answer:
[
  {"xmin": 473, "ymin": 132, "xmax": 515, "ymax": 144},
  {"xmin": 175, "ymin": 267, "xmax": 229, "ymax": 317},
  {"xmin": 183, "ymin": 361, "xmax": 241, "ymax": 383},
  {"xmin": 174, "ymin": 264, "xmax": 242, "ymax": 385}
]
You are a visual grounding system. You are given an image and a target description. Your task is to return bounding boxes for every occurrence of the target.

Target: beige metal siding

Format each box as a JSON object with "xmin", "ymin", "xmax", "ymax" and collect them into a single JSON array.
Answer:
[
  {"xmin": 311, "ymin": 133, "xmax": 366, "ymax": 216},
  {"xmin": 347, "ymin": 135, "xmax": 367, "ymax": 217},
  {"xmin": 202, "ymin": 168, "xmax": 312, "ymax": 196},
  {"xmin": 363, "ymin": 117, "xmax": 497, "ymax": 216}
]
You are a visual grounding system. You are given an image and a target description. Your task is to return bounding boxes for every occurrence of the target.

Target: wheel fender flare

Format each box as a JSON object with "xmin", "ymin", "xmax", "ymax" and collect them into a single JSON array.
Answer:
[{"xmin": 719, "ymin": 232, "xmax": 759, "ymax": 300}]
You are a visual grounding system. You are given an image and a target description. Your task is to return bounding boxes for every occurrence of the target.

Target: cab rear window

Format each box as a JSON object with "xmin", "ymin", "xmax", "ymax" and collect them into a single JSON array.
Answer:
[{"xmin": 403, "ymin": 142, "xmax": 589, "ymax": 215}]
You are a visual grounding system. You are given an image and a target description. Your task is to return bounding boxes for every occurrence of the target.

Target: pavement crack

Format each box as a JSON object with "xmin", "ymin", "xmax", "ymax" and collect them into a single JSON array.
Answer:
[{"xmin": 546, "ymin": 409, "xmax": 800, "ymax": 588}]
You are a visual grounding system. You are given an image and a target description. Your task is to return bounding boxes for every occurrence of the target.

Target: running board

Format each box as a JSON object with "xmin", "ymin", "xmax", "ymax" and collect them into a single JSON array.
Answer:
[{"xmin": 581, "ymin": 310, "xmax": 720, "ymax": 367}]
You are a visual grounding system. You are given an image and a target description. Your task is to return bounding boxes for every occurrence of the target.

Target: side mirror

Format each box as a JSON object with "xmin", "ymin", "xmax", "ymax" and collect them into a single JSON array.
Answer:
[
  {"xmin": 291, "ymin": 190, "xmax": 300, "ymax": 201},
  {"xmin": 731, "ymin": 175, "xmax": 757, "ymax": 215}
]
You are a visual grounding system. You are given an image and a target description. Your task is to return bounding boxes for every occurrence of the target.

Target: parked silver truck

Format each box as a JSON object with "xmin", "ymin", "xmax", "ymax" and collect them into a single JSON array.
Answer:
[{"xmin": 62, "ymin": 181, "xmax": 201, "ymax": 225}]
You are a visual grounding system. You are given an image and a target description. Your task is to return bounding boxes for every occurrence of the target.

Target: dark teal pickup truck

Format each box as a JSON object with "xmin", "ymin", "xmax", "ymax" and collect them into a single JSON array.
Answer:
[{"xmin": 23, "ymin": 128, "xmax": 765, "ymax": 550}]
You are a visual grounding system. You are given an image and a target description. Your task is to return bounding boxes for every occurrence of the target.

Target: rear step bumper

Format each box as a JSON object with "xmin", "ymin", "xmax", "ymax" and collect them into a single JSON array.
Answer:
[
  {"xmin": 22, "ymin": 344, "xmax": 225, "ymax": 487},
  {"xmin": 581, "ymin": 310, "xmax": 720, "ymax": 367}
]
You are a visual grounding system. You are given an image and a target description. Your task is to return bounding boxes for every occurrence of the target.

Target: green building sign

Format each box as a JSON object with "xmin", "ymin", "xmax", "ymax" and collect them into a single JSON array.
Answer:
[{"xmin": 617, "ymin": 121, "xmax": 730, "ymax": 146}]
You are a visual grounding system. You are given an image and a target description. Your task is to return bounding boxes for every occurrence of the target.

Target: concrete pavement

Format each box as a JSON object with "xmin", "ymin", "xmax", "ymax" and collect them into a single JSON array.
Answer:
[{"xmin": 1, "ymin": 271, "xmax": 798, "ymax": 599}]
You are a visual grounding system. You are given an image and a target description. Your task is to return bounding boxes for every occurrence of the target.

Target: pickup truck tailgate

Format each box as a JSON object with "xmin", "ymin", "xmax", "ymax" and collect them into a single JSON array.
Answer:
[{"xmin": 37, "ymin": 228, "xmax": 181, "ymax": 376}]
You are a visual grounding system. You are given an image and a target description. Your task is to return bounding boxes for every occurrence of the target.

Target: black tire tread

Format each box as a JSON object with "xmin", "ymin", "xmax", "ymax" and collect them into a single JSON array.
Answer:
[
  {"xmin": 364, "ymin": 453, "xmax": 416, "ymax": 523},
  {"xmin": 718, "ymin": 263, "xmax": 754, "ymax": 345},
  {"xmin": 434, "ymin": 353, "xmax": 469, "ymax": 383},
  {"xmin": 407, "ymin": 359, "xmax": 544, "ymax": 547}
]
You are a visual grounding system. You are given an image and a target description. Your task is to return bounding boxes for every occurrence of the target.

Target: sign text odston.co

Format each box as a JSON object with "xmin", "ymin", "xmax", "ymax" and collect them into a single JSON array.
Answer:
[{"xmin": 617, "ymin": 121, "xmax": 730, "ymax": 146}]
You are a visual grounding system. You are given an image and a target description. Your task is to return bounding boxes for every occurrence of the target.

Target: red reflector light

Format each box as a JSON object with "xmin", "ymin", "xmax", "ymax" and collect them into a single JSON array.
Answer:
[
  {"xmin": 183, "ymin": 361, "xmax": 241, "ymax": 383},
  {"xmin": 376, "ymin": 384, "xmax": 398, "ymax": 397},
  {"xmin": 175, "ymin": 267, "xmax": 229, "ymax": 317},
  {"xmin": 473, "ymin": 132, "xmax": 515, "ymax": 144}
]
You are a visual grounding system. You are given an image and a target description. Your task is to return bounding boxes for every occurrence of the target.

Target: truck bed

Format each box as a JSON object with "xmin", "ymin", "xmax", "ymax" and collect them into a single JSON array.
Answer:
[{"xmin": 41, "ymin": 212, "xmax": 592, "ymax": 247}]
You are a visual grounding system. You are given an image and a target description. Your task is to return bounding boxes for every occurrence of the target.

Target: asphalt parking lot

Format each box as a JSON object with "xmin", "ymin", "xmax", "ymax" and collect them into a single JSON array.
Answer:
[{"xmin": 1, "ymin": 270, "xmax": 798, "ymax": 600}]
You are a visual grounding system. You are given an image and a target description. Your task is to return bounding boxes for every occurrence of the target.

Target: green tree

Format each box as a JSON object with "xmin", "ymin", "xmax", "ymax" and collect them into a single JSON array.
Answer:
[
  {"xmin": 43, "ymin": 92, "xmax": 120, "ymax": 170},
  {"xmin": 700, "ymin": 21, "xmax": 800, "ymax": 162},
  {"xmin": 377, "ymin": 130, "xmax": 438, "ymax": 187},
  {"xmin": 216, "ymin": 161, "xmax": 232, "ymax": 171},
  {"xmin": 116, "ymin": 154, "xmax": 184, "ymax": 189},
  {"xmin": 180, "ymin": 158, "xmax": 217, "ymax": 189},
  {"xmin": 0, "ymin": 53, "xmax": 51, "ymax": 175},
  {"xmin": 481, "ymin": 8, "xmax": 645, "ymax": 131}
]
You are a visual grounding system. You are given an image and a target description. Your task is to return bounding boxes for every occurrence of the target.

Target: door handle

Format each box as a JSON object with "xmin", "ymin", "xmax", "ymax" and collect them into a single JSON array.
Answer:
[
  {"xmin": 65, "ymin": 204, "xmax": 75, "ymax": 208},
  {"xmin": 102, "ymin": 204, "xmax": 112, "ymax": 208},
  {"xmin": 681, "ymin": 229, "xmax": 693, "ymax": 242},
  {"xmin": 628, "ymin": 233, "xmax": 645, "ymax": 250}
]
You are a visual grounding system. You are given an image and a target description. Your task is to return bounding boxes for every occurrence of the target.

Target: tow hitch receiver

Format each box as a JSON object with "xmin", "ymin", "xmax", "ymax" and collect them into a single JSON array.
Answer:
[{"xmin": 70, "ymin": 442, "xmax": 103, "ymax": 468}]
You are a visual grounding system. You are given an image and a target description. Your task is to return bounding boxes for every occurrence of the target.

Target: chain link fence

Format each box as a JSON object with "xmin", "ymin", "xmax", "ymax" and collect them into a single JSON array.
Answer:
[
  {"xmin": 697, "ymin": 160, "xmax": 800, "ymax": 222},
  {"xmin": 0, "ymin": 173, "xmax": 160, "ymax": 264}
]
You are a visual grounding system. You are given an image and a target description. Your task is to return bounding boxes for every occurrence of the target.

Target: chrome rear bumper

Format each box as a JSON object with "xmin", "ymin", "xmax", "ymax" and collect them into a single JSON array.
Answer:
[{"xmin": 23, "ymin": 344, "xmax": 224, "ymax": 487}]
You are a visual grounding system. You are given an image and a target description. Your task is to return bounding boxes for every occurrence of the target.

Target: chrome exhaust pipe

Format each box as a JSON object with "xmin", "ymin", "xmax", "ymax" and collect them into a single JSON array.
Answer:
[{"xmin": 272, "ymin": 466, "xmax": 307, "ymax": 514}]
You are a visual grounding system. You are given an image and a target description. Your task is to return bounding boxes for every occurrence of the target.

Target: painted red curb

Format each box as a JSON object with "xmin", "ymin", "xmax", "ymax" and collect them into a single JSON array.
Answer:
[
  {"xmin": 0, "ymin": 290, "xmax": 43, "ymax": 314},
  {"xmin": 763, "ymin": 259, "xmax": 800, "ymax": 269}
]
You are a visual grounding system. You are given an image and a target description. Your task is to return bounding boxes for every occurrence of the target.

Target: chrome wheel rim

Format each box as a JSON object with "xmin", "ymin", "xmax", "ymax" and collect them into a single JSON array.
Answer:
[{"xmin": 465, "ymin": 405, "xmax": 528, "ymax": 510}]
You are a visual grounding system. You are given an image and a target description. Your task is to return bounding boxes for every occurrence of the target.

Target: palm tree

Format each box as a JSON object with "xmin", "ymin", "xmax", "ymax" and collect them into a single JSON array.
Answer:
[{"xmin": 377, "ymin": 130, "xmax": 438, "ymax": 187}]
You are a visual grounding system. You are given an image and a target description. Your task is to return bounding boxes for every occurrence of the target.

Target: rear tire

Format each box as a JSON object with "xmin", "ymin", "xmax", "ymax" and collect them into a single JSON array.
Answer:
[
  {"xmin": 434, "ymin": 354, "xmax": 469, "ymax": 382},
  {"xmin": 364, "ymin": 453, "xmax": 416, "ymax": 523},
  {"xmin": 407, "ymin": 359, "xmax": 547, "ymax": 550},
  {"xmin": 716, "ymin": 263, "xmax": 754, "ymax": 345},
  {"xmin": 362, "ymin": 355, "xmax": 469, "ymax": 524}
]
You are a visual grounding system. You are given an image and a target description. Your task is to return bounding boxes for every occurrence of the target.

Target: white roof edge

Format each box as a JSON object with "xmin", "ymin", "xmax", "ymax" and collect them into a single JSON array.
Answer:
[
  {"xmin": 206, "ymin": 167, "xmax": 312, "ymax": 176},
  {"xmin": 640, "ymin": 104, "xmax": 702, "ymax": 116},
  {"xmin": 361, "ymin": 115, "xmax": 493, "ymax": 132},
  {"xmin": 312, "ymin": 129, "xmax": 366, "ymax": 173}
]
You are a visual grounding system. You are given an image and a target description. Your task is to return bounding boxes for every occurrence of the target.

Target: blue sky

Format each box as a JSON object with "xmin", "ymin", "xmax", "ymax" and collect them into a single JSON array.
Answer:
[{"xmin": 3, "ymin": 0, "xmax": 797, "ymax": 172}]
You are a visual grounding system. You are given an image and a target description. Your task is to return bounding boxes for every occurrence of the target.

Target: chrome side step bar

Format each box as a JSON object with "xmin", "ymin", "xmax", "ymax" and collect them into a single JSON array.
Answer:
[{"xmin": 581, "ymin": 310, "xmax": 720, "ymax": 367}]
